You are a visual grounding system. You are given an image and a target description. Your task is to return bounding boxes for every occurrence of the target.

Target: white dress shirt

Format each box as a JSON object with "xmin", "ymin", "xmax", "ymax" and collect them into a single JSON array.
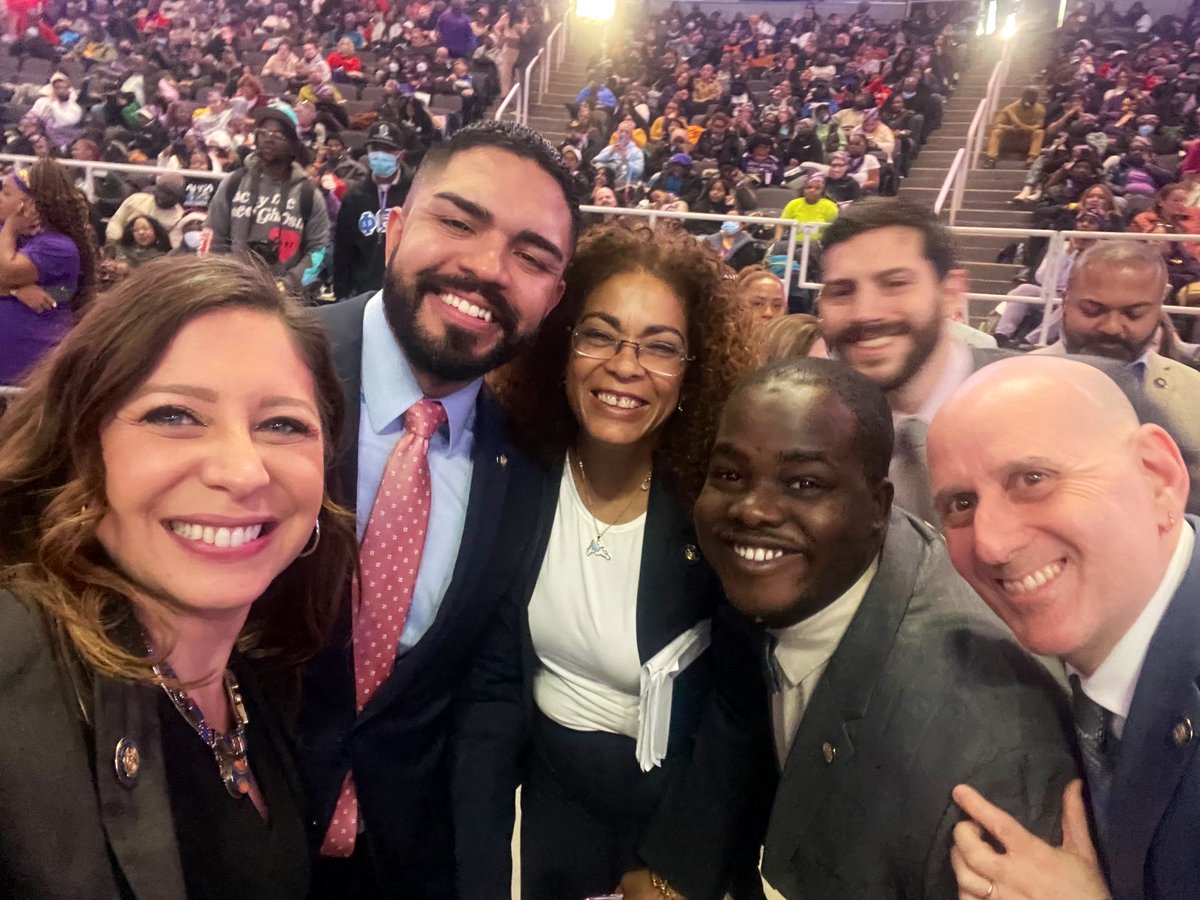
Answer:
[
  {"xmin": 356, "ymin": 292, "xmax": 481, "ymax": 650},
  {"xmin": 768, "ymin": 557, "xmax": 880, "ymax": 766},
  {"xmin": 1070, "ymin": 523, "xmax": 1195, "ymax": 738}
]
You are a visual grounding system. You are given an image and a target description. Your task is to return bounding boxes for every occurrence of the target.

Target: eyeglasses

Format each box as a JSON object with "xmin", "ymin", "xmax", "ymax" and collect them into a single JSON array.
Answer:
[
  {"xmin": 255, "ymin": 128, "xmax": 288, "ymax": 142},
  {"xmin": 570, "ymin": 325, "xmax": 691, "ymax": 377}
]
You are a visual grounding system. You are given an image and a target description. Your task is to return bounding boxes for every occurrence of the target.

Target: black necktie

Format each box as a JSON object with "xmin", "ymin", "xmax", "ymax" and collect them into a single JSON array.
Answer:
[{"xmin": 1070, "ymin": 674, "xmax": 1119, "ymax": 817}]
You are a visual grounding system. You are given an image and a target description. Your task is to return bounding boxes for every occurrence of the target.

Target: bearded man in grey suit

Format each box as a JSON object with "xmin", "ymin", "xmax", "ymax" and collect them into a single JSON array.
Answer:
[
  {"xmin": 621, "ymin": 359, "xmax": 1080, "ymax": 900},
  {"xmin": 1031, "ymin": 239, "xmax": 1200, "ymax": 514}
]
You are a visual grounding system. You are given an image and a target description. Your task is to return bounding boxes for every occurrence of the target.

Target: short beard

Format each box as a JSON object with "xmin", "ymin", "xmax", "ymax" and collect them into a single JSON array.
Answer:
[
  {"xmin": 827, "ymin": 300, "xmax": 943, "ymax": 393},
  {"xmin": 1063, "ymin": 327, "xmax": 1155, "ymax": 362},
  {"xmin": 381, "ymin": 262, "xmax": 534, "ymax": 384}
]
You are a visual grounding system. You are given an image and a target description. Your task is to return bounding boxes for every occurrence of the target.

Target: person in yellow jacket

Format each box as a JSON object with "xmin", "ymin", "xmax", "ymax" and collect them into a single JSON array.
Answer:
[{"xmin": 985, "ymin": 87, "xmax": 1045, "ymax": 168}]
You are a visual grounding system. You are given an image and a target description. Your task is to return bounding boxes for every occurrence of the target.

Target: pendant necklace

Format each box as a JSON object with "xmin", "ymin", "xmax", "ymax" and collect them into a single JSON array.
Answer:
[
  {"xmin": 572, "ymin": 450, "xmax": 651, "ymax": 561},
  {"xmin": 151, "ymin": 654, "xmax": 255, "ymax": 800}
]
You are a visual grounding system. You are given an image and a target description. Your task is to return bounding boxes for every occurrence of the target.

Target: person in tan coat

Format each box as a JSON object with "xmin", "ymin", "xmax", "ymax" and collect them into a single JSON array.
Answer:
[{"xmin": 985, "ymin": 87, "xmax": 1046, "ymax": 167}]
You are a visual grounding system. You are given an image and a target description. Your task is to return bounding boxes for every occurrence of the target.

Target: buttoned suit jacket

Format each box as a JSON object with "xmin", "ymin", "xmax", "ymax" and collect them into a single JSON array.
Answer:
[
  {"xmin": 449, "ymin": 461, "xmax": 721, "ymax": 898},
  {"xmin": 641, "ymin": 511, "xmax": 1080, "ymax": 900},
  {"xmin": 295, "ymin": 293, "xmax": 541, "ymax": 894},
  {"xmin": 1093, "ymin": 516, "xmax": 1200, "ymax": 899},
  {"xmin": 1033, "ymin": 343, "xmax": 1200, "ymax": 514},
  {"xmin": 0, "ymin": 590, "xmax": 304, "ymax": 900}
]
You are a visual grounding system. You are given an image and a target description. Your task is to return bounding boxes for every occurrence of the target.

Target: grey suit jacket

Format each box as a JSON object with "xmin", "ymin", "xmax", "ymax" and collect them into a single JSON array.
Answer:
[
  {"xmin": 642, "ymin": 511, "xmax": 1080, "ymax": 899},
  {"xmin": 1033, "ymin": 343, "xmax": 1200, "ymax": 514}
]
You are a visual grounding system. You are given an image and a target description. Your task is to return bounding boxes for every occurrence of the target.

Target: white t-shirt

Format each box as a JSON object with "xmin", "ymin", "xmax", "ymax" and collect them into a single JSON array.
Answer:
[
  {"xmin": 848, "ymin": 152, "xmax": 880, "ymax": 187},
  {"xmin": 528, "ymin": 462, "xmax": 645, "ymax": 738}
]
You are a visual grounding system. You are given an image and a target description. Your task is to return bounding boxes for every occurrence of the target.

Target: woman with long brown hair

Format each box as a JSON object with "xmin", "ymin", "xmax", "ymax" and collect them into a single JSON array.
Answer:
[
  {"xmin": 0, "ymin": 256, "xmax": 356, "ymax": 899},
  {"xmin": 0, "ymin": 158, "xmax": 98, "ymax": 385},
  {"xmin": 451, "ymin": 222, "xmax": 758, "ymax": 899}
]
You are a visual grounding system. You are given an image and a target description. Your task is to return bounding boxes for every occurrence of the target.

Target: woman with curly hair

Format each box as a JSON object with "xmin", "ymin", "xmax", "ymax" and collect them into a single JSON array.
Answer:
[
  {"xmin": 451, "ymin": 222, "xmax": 758, "ymax": 899},
  {"xmin": 0, "ymin": 159, "xmax": 98, "ymax": 385},
  {"xmin": 0, "ymin": 255, "xmax": 356, "ymax": 897}
]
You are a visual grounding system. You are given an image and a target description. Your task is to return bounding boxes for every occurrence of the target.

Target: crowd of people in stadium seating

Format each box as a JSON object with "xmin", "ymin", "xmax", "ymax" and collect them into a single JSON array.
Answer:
[{"xmin": 991, "ymin": 0, "xmax": 1200, "ymax": 359}]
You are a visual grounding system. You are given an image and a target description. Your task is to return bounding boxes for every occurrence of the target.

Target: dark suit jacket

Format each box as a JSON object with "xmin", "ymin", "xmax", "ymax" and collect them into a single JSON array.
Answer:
[
  {"xmin": 0, "ymin": 590, "xmax": 304, "ymax": 900},
  {"xmin": 296, "ymin": 294, "xmax": 540, "ymax": 893},
  {"xmin": 1099, "ymin": 517, "xmax": 1200, "ymax": 900},
  {"xmin": 641, "ymin": 511, "xmax": 1080, "ymax": 900},
  {"xmin": 449, "ymin": 462, "xmax": 719, "ymax": 898},
  {"xmin": 331, "ymin": 174, "xmax": 410, "ymax": 300}
]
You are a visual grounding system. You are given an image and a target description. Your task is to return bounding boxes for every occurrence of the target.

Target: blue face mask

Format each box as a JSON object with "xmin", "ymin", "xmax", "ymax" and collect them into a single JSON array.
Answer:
[
  {"xmin": 367, "ymin": 150, "xmax": 399, "ymax": 178},
  {"xmin": 720, "ymin": 221, "xmax": 740, "ymax": 236},
  {"xmin": 1138, "ymin": 124, "xmax": 1155, "ymax": 136}
]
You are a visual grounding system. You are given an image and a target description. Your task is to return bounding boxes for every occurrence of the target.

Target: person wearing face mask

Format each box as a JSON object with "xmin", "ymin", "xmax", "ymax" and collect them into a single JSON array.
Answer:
[
  {"xmin": 332, "ymin": 121, "xmax": 415, "ymax": 301},
  {"xmin": 1109, "ymin": 135, "xmax": 1173, "ymax": 198},
  {"xmin": 703, "ymin": 218, "xmax": 763, "ymax": 271},
  {"xmin": 171, "ymin": 211, "xmax": 208, "ymax": 256}
]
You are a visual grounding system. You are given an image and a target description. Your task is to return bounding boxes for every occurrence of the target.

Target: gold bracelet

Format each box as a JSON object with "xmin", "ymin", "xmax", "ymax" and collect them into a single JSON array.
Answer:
[{"xmin": 650, "ymin": 872, "xmax": 678, "ymax": 899}]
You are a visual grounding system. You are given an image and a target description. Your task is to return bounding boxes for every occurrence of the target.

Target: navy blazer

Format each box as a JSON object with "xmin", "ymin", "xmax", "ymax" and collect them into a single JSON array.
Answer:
[
  {"xmin": 448, "ymin": 459, "xmax": 720, "ymax": 899},
  {"xmin": 295, "ymin": 294, "xmax": 541, "ymax": 892},
  {"xmin": 641, "ymin": 511, "xmax": 1080, "ymax": 900},
  {"xmin": 1100, "ymin": 517, "xmax": 1200, "ymax": 899}
]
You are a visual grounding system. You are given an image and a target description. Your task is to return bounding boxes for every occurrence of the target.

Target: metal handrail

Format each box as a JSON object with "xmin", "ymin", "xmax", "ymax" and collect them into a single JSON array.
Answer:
[
  {"xmin": 541, "ymin": 22, "xmax": 563, "ymax": 104},
  {"xmin": 521, "ymin": 50, "xmax": 544, "ymax": 125},
  {"xmin": 935, "ymin": 148, "xmax": 965, "ymax": 218},
  {"xmin": 0, "ymin": 152, "xmax": 226, "ymax": 203},
  {"xmin": 494, "ymin": 82, "xmax": 521, "ymax": 121}
]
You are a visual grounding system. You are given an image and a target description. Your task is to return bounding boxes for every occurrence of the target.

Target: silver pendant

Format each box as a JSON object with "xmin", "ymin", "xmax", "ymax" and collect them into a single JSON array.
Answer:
[{"xmin": 586, "ymin": 537, "xmax": 612, "ymax": 560}]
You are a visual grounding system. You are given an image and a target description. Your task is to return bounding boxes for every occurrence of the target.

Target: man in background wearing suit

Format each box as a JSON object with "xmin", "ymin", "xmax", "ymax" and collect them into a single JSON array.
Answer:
[
  {"xmin": 929, "ymin": 356, "xmax": 1200, "ymax": 900},
  {"xmin": 815, "ymin": 199, "xmax": 979, "ymax": 526},
  {"xmin": 1031, "ymin": 239, "xmax": 1200, "ymax": 514},
  {"xmin": 299, "ymin": 121, "xmax": 580, "ymax": 898},
  {"xmin": 625, "ymin": 359, "xmax": 1078, "ymax": 900}
]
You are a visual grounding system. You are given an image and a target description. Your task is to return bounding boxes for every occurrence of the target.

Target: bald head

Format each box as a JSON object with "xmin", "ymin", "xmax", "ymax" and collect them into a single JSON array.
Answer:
[{"xmin": 927, "ymin": 356, "xmax": 1189, "ymax": 674}]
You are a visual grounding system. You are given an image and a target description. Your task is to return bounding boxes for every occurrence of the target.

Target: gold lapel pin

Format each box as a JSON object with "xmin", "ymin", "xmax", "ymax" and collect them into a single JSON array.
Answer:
[
  {"xmin": 114, "ymin": 738, "xmax": 141, "ymax": 788},
  {"xmin": 1172, "ymin": 718, "xmax": 1194, "ymax": 747},
  {"xmin": 496, "ymin": 454, "xmax": 508, "ymax": 469}
]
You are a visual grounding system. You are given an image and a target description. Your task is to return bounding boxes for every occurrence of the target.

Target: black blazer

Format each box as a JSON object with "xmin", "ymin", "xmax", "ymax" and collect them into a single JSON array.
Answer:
[
  {"xmin": 295, "ymin": 294, "xmax": 542, "ymax": 892},
  {"xmin": 449, "ymin": 460, "xmax": 720, "ymax": 899},
  {"xmin": 641, "ymin": 511, "xmax": 1081, "ymax": 900},
  {"xmin": 1099, "ymin": 517, "xmax": 1200, "ymax": 900},
  {"xmin": 0, "ymin": 590, "xmax": 304, "ymax": 900}
]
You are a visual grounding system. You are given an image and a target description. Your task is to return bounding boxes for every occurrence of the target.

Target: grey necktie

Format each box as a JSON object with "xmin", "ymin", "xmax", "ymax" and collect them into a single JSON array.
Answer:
[
  {"xmin": 892, "ymin": 418, "xmax": 938, "ymax": 526},
  {"xmin": 1070, "ymin": 674, "xmax": 1119, "ymax": 819}
]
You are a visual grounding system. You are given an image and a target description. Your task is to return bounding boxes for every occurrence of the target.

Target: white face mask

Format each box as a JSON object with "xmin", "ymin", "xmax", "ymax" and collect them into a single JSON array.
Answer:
[{"xmin": 182, "ymin": 230, "xmax": 203, "ymax": 250}]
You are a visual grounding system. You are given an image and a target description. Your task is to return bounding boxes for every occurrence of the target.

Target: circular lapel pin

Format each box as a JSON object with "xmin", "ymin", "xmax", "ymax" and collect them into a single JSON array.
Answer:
[
  {"xmin": 114, "ymin": 738, "xmax": 141, "ymax": 788},
  {"xmin": 1173, "ymin": 718, "xmax": 1194, "ymax": 748},
  {"xmin": 683, "ymin": 544, "xmax": 699, "ymax": 563}
]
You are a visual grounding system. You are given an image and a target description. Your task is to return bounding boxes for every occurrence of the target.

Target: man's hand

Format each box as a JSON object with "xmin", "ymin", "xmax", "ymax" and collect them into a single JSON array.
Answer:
[
  {"xmin": 949, "ymin": 780, "xmax": 1110, "ymax": 900},
  {"xmin": 617, "ymin": 868, "xmax": 686, "ymax": 899},
  {"xmin": 12, "ymin": 284, "xmax": 56, "ymax": 313}
]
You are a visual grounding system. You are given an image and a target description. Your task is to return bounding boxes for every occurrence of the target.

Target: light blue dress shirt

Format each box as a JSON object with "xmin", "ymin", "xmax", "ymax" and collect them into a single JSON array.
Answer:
[{"xmin": 356, "ymin": 292, "xmax": 481, "ymax": 651}]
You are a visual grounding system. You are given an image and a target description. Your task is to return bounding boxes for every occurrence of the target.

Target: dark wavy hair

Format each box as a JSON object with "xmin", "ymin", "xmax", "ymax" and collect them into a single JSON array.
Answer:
[
  {"xmin": 491, "ymin": 221, "xmax": 758, "ymax": 502},
  {"xmin": 0, "ymin": 255, "xmax": 356, "ymax": 693},
  {"xmin": 25, "ymin": 158, "xmax": 98, "ymax": 313}
]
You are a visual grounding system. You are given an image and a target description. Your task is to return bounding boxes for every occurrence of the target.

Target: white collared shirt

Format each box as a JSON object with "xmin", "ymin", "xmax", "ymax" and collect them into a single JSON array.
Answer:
[
  {"xmin": 892, "ymin": 338, "xmax": 974, "ymax": 430},
  {"xmin": 768, "ymin": 557, "xmax": 880, "ymax": 766},
  {"xmin": 1069, "ymin": 523, "xmax": 1195, "ymax": 738}
]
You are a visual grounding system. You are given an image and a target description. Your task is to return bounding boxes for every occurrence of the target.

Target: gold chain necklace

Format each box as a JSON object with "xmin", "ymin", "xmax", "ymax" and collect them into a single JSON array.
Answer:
[{"xmin": 572, "ymin": 451, "xmax": 651, "ymax": 561}]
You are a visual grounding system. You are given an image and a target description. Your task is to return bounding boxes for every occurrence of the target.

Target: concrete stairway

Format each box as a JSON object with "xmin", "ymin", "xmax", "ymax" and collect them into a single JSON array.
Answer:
[
  {"xmin": 900, "ymin": 28, "xmax": 1057, "ymax": 321},
  {"xmin": 524, "ymin": 48, "xmax": 590, "ymax": 144}
]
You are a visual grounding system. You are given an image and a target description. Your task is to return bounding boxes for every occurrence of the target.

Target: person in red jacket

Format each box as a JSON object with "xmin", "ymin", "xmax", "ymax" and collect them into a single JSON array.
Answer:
[{"xmin": 326, "ymin": 37, "xmax": 364, "ymax": 82}]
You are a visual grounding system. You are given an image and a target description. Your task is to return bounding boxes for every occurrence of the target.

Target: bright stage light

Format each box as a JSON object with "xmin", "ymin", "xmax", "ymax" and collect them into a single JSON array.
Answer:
[
  {"xmin": 1000, "ymin": 12, "xmax": 1017, "ymax": 38},
  {"xmin": 576, "ymin": 0, "xmax": 615, "ymax": 22}
]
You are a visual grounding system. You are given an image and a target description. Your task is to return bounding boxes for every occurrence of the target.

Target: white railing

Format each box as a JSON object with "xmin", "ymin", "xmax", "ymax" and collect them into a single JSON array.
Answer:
[
  {"xmin": 935, "ymin": 147, "xmax": 967, "ymax": 221},
  {"xmin": 521, "ymin": 49, "xmax": 544, "ymax": 125},
  {"xmin": 542, "ymin": 21, "xmax": 563, "ymax": 104},
  {"xmin": 0, "ymin": 152, "xmax": 226, "ymax": 203},
  {"xmin": 494, "ymin": 82, "xmax": 521, "ymax": 122}
]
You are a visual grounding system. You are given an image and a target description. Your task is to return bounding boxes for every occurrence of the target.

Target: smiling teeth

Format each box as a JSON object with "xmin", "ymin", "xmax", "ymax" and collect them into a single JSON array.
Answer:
[
  {"xmin": 1000, "ymin": 561, "xmax": 1064, "ymax": 594},
  {"xmin": 439, "ymin": 292, "xmax": 493, "ymax": 322},
  {"xmin": 169, "ymin": 521, "xmax": 264, "ymax": 548},
  {"xmin": 859, "ymin": 337, "xmax": 893, "ymax": 348},
  {"xmin": 595, "ymin": 391, "xmax": 644, "ymax": 410},
  {"xmin": 733, "ymin": 545, "xmax": 786, "ymax": 562}
]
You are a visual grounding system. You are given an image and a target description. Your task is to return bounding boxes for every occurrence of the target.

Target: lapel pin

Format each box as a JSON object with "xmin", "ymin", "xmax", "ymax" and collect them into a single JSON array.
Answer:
[
  {"xmin": 821, "ymin": 741, "xmax": 837, "ymax": 764},
  {"xmin": 114, "ymin": 738, "xmax": 141, "ymax": 788},
  {"xmin": 1154, "ymin": 377, "xmax": 1168, "ymax": 389},
  {"xmin": 683, "ymin": 544, "xmax": 699, "ymax": 563},
  {"xmin": 496, "ymin": 454, "xmax": 508, "ymax": 469},
  {"xmin": 1173, "ymin": 718, "xmax": 1194, "ymax": 747}
]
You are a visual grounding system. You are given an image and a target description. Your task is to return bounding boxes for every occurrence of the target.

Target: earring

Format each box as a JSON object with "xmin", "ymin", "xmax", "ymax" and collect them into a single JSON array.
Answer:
[
  {"xmin": 298, "ymin": 519, "xmax": 321, "ymax": 558},
  {"xmin": 676, "ymin": 400, "xmax": 684, "ymax": 412}
]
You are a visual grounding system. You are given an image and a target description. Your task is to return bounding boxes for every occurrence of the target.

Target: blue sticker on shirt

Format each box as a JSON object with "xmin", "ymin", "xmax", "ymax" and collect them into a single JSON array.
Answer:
[{"xmin": 358, "ymin": 211, "xmax": 378, "ymax": 236}]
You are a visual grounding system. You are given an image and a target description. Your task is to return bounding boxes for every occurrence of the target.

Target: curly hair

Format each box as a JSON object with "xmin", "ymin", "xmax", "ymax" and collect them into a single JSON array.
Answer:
[
  {"xmin": 491, "ymin": 221, "xmax": 758, "ymax": 502},
  {"xmin": 26, "ymin": 158, "xmax": 98, "ymax": 313},
  {"xmin": 0, "ymin": 256, "xmax": 356, "ymax": 695}
]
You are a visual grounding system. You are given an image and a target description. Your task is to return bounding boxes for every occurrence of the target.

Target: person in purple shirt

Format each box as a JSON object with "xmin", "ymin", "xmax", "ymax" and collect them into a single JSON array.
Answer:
[
  {"xmin": 0, "ymin": 159, "xmax": 96, "ymax": 386},
  {"xmin": 436, "ymin": 0, "xmax": 477, "ymax": 61}
]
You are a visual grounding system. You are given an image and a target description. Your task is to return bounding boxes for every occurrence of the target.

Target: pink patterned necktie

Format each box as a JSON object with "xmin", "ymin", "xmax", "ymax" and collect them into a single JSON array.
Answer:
[{"xmin": 320, "ymin": 397, "xmax": 447, "ymax": 858}]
